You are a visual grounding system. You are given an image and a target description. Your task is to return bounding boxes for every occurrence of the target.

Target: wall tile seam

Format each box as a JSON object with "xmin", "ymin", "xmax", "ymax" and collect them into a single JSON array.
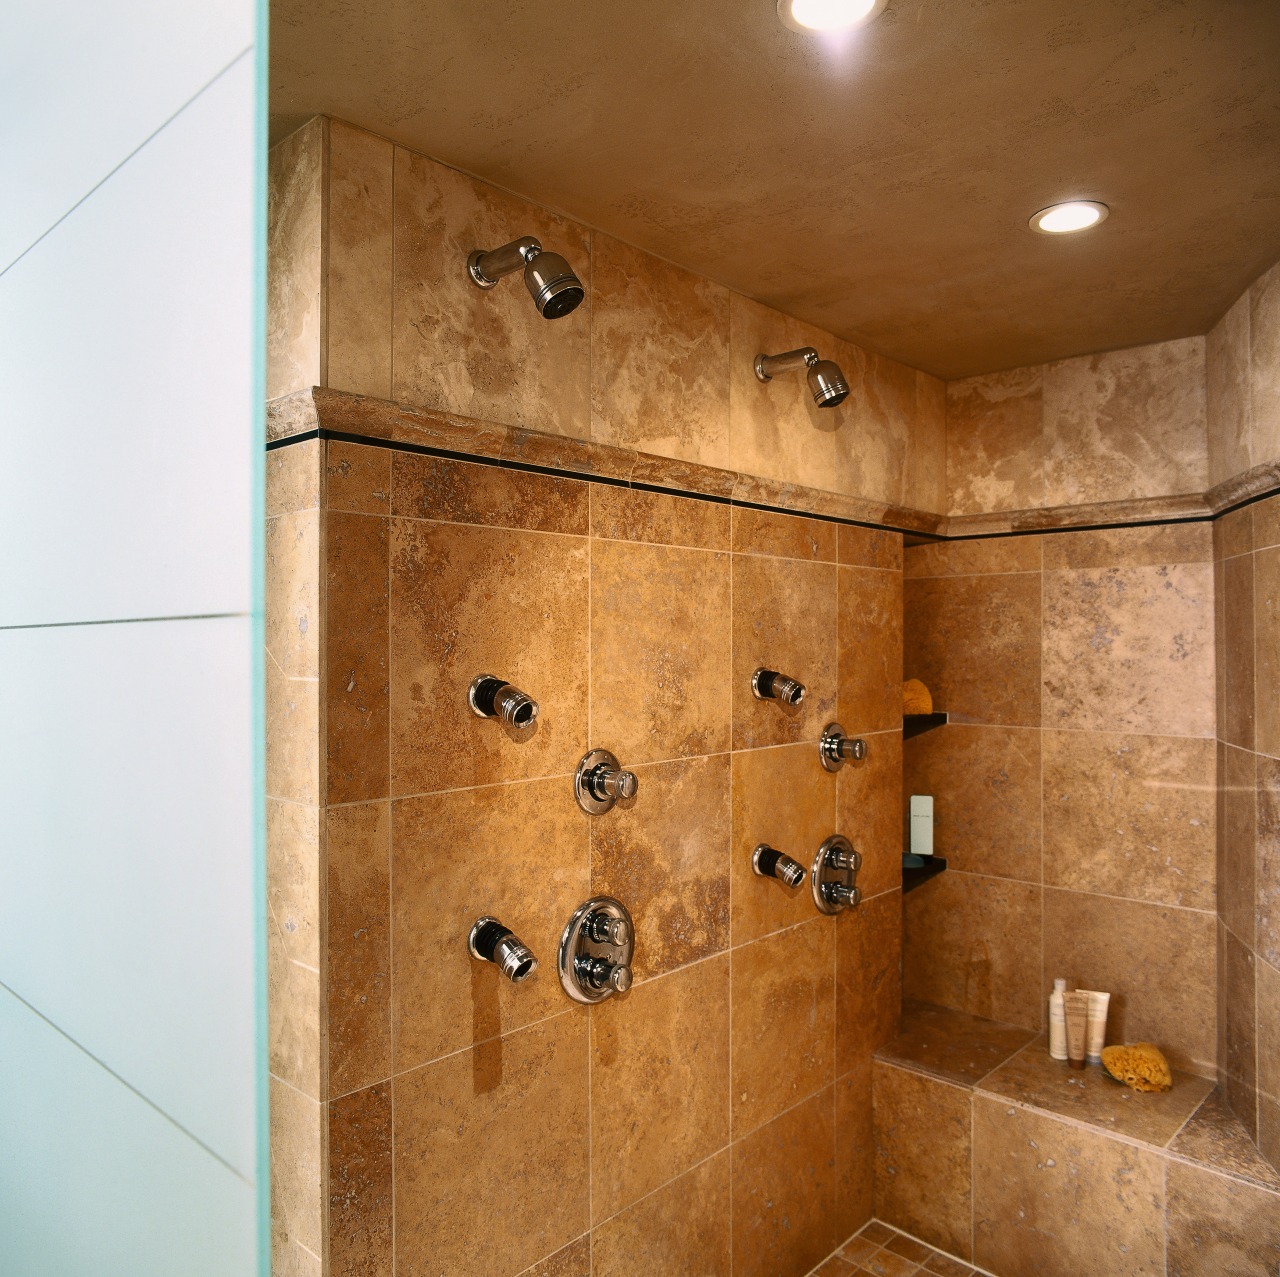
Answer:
[
  {"xmin": 1040, "ymin": 881, "xmax": 1217, "ymax": 918},
  {"xmin": 1034, "ymin": 724, "xmax": 1217, "ymax": 742},
  {"xmin": 511, "ymin": 1234, "xmax": 591, "ymax": 1277},
  {"xmin": 872, "ymin": 1058, "xmax": 977, "ymax": 1099},
  {"xmin": 903, "ymin": 568, "xmax": 1045, "ymax": 582},
  {"xmin": 268, "ymin": 1069, "xmax": 325, "ymax": 1108},
  {"xmin": 1219, "ymin": 910, "xmax": 1260, "ymax": 955},
  {"xmin": 1161, "ymin": 1145, "xmax": 1280, "ymax": 1200}
]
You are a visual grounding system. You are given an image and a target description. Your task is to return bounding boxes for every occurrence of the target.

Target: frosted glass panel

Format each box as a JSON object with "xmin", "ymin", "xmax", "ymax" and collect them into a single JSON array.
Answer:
[
  {"xmin": 0, "ymin": 985, "xmax": 256, "ymax": 1277},
  {"xmin": 0, "ymin": 0, "xmax": 253, "ymax": 269},
  {"xmin": 0, "ymin": 616, "xmax": 256, "ymax": 1175},
  {"xmin": 0, "ymin": 56, "xmax": 255, "ymax": 628}
]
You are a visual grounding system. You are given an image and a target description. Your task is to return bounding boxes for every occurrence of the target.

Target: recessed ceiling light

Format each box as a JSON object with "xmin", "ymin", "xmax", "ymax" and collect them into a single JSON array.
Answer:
[
  {"xmin": 777, "ymin": 0, "xmax": 887, "ymax": 34},
  {"xmin": 1028, "ymin": 201, "xmax": 1110, "ymax": 235}
]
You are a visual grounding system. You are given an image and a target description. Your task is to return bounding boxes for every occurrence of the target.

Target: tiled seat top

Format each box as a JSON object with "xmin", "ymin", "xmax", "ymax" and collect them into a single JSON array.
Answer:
[{"xmin": 878, "ymin": 999, "xmax": 1276, "ymax": 1188}]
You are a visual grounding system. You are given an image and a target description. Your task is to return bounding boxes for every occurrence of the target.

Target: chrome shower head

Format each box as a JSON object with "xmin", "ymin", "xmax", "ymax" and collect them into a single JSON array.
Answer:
[
  {"xmin": 467, "ymin": 235, "xmax": 585, "ymax": 319},
  {"xmin": 755, "ymin": 347, "xmax": 850, "ymax": 409}
]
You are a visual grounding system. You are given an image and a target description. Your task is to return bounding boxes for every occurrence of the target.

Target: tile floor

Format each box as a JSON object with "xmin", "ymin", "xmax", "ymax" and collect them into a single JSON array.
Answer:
[{"xmin": 806, "ymin": 1218, "xmax": 990, "ymax": 1276}]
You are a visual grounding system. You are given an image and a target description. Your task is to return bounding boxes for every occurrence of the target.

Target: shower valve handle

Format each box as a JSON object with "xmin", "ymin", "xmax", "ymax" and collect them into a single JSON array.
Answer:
[
  {"xmin": 594, "ymin": 765, "xmax": 638, "ymax": 801},
  {"xmin": 819, "ymin": 723, "xmax": 867, "ymax": 772},
  {"xmin": 574, "ymin": 749, "xmax": 638, "ymax": 814},
  {"xmin": 586, "ymin": 911, "xmax": 631, "ymax": 946}
]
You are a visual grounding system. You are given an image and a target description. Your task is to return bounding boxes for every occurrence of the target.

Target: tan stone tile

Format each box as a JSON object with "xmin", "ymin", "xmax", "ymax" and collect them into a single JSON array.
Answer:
[
  {"xmin": 267, "ymin": 119, "xmax": 323, "ymax": 401},
  {"xmin": 838, "ymin": 1234, "xmax": 880, "ymax": 1263},
  {"xmin": 730, "ymin": 743, "xmax": 838, "ymax": 945},
  {"xmin": 838, "ymin": 565, "xmax": 903, "ymax": 734},
  {"xmin": 394, "ymin": 1015, "xmax": 589, "ymax": 1277},
  {"xmin": 327, "ymin": 121, "xmax": 393, "ymax": 399},
  {"xmin": 858, "ymin": 1222, "xmax": 896, "ymax": 1245},
  {"xmin": 732, "ymin": 553, "xmax": 838, "ymax": 749},
  {"xmin": 1251, "ymin": 262, "xmax": 1280, "ymax": 469},
  {"xmin": 1255, "ymin": 494, "xmax": 1280, "ymax": 553},
  {"xmin": 1208, "ymin": 289, "xmax": 1254, "ymax": 487},
  {"xmin": 1170, "ymin": 1089, "xmax": 1280, "ymax": 1191},
  {"xmin": 328, "ymin": 1082, "xmax": 392, "ymax": 1277},
  {"xmin": 728, "ymin": 294, "xmax": 852, "ymax": 499},
  {"xmin": 327, "ymin": 511, "xmax": 390, "ymax": 803},
  {"xmin": 837, "ymin": 730, "xmax": 903, "ymax": 900},
  {"xmin": 266, "ymin": 655, "xmax": 320, "ymax": 804},
  {"xmin": 1224, "ymin": 550, "xmax": 1257, "ymax": 749},
  {"xmin": 389, "ymin": 520, "xmax": 588, "ymax": 795},
  {"xmin": 514, "ymin": 1237, "xmax": 591, "ymax": 1277},
  {"xmin": 835, "ymin": 1057, "xmax": 874, "ymax": 1240},
  {"xmin": 1042, "ymin": 731, "xmax": 1215, "ymax": 909},
  {"xmin": 266, "ymin": 509, "xmax": 320, "ymax": 680},
  {"xmin": 1256, "ymin": 547, "xmax": 1280, "ymax": 757},
  {"xmin": 589, "ymin": 484, "xmax": 729, "ymax": 550},
  {"xmin": 980, "ymin": 1040, "xmax": 1212, "ymax": 1146},
  {"xmin": 325, "ymin": 440, "xmax": 390, "ymax": 516},
  {"xmin": 268, "ymin": 887, "xmax": 321, "ymax": 1096},
  {"xmin": 269, "ymin": 1075, "xmax": 323, "ymax": 1265},
  {"xmin": 327, "ymin": 802, "xmax": 391, "ymax": 1095},
  {"xmin": 591, "ymin": 1153, "xmax": 731, "ymax": 1277},
  {"xmin": 1041, "ymin": 560, "xmax": 1215, "ymax": 737},
  {"xmin": 267, "ymin": 438, "xmax": 321, "ymax": 516},
  {"xmin": 839, "ymin": 524, "xmax": 903, "ymax": 571},
  {"xmin": 906, "ymin": 725, "xmax": 1041, "ymax": 882},
  {"xmin": 903, "ymin": 872, "xmax": 1042, "ymax": 1030},
  {"xmin": 1258, "ymin": 958, "xmax": 1280, "ymax": 1107},
  {"xmin": 904, "ymin": 572, "xmax": 1041, "ymax": 728},
  {"xmin": 1215, "ymin": 504, "xmax": 1254, "ymax": 560},
  {"xmin": 732, "ymin": 506, "xmax": 837, "ymax": 561},
  {"xmin": 1224, "ymin": 928, "xmax": 1258, "ymax": 1133},
  {"xmin": 1041, "ymin": 522, "xmax": 1213, "ymax": 571},
  {"xmin": 591, "ymin": 956, "xmax": 730, "ymax": 1220},
  {"xmin": 391, "ymin": 148, "xmax": 590, "ymax": 437},
  {"xmin": 922, "ymin": 1254, "xmax": 975, "ymax": 1277},
  {"xmin": 908, "ymin": 369, "xmax": 947, "ymax": 515},
  {"xmin": 391, "ymin": 451, "xmax": 588, "ymax": 533},
  {"xmin": 271, "ymin": 1235, "xmax": 321, "ymax": 1277},
  {"xmin": 905, "ymin": 535, "xmax": 1041, "ymax": 578},
  {"xmin": 1257, "ymin": 759, "xmax": 1280, "ymax": 972},
  {"xmin": 590, "ymin": 232, "xmax": 730, "ymax": 468},
  {"xmin": 592, "ymin": 538, "xmax": 731, "ymax": 764},
  {"xmin": 1042, "ymin": 338, "xmax": 1207, "ymax": 506},
  {"xmin": 733, "ymin": 917, "xmax": 836, "ymax": 1134},
  {"xmin": 1222, "ymin": 744, "xmax": 1257, "ymax": 947},
  {"xmin": 883, "ymin": 1233, "xmax": 933, "ymax": 1262},
  {"xmin": 267, "ymin": 798, "xmax": 320, "ymax": 970},
  {"xmin": 879, "ymin": 1000, "xmax": 1035, "ymax": 1089},
  {"xmin": 812, "ymin": 1258, "xmax": 858, "ymax": 1277},
  {"xmin": 873, "ymin": 1063, "xmax": 972, "ymax": 1259},
  {"xmin": 590, "ymin": 752, "xmax": 730, "ymax": 981},
  {"xmin": 973, "ymin": 1096, "xmax": 1165, "ymax": 1276},
  {"xmin": 391, "ymin": 779, "xmax": 588, "ymax": 1071},
  {"xmin": 731, "ymin": 1086, "xmax": 838, "ymax": 1277},
  {"xmin": 1262, "ymin": 1093, "xmax": 1280, "ymax": 1170},
  {"xmin": 860, "ymin": 1250, "xmax": 923, "ymax": 1277},
  {"xmin": 1165, "ymin": 1160, "xmax": 1280, "ymax": 1277},
  {"xmin": 836, "ymin": 889, "xmax": 903, "ymax": 1069},
  {"xmin": 853, "ymin": 349, "xmax": 918, "ymax": 508},
  {"xmin": 1042, "ymin": 887, "xmax": 1217, "ymax": 1075},
  {"xmin": 946, "ymin": 367, "xmax": 1044, "ymax": 516}
]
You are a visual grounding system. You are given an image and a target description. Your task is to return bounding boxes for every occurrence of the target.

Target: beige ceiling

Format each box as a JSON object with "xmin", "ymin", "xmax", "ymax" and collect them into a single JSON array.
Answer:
[{"xmin": 270, "ymin": 0, "xmax": 1280, "ymax": 379}]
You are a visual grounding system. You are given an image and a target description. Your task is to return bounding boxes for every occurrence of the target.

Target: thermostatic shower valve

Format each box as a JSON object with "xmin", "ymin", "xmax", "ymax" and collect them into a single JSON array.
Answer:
[
  {"xmin": 812, "ymin": 834, "xmax": 861, "ymax": 914},
  {"xmin": 559, "ymin": 897, "xmax": 635, "ymax": 1004},
  {"xmin": 819, "ymin": 722, "xmax": 867, "ymax": 772},
  {"xmin": 574, "ymin": 749, "xmax": 638, "ymax": 815}
]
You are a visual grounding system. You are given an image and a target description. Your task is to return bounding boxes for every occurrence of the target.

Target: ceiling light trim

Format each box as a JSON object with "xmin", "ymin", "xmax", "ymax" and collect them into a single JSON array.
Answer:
[
  {"xmin": 1028, "ymin": 200, "xmax": 1111, "ymax": 235},
  {"xmin": 777, "ymin": 0, "xmax": 888, "ymax": 34}
]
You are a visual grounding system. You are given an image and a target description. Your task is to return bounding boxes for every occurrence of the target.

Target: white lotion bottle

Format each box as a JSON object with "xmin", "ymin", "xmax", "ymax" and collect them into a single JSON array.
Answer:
[{"xmin": 1049, "ymin": 978, "xmax": 1068, "ymax": 1060}]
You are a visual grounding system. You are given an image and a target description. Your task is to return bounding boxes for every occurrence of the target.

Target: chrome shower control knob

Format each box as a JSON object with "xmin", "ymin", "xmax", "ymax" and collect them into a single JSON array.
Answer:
[
  {"xmin": 586, "ymin": 911, "xmax": 631, "ymax": 946},
  {"xmin": 752, "ymin": 843, "xmax": 807, "ymax": 889},
  {"xmin": 819, "ymin": 723, "xmax": 867, "ymax": 772},
  {"xmin": 812, "ymin": 834, "xmax": 861, "ymax": 915},
  {"xmin": 559, "ymin": 896, "xmax": 636, "ymax": 1004},
  {"xmin": 574, "ymin": 749, "xmax": 639, "ymax": 814}
]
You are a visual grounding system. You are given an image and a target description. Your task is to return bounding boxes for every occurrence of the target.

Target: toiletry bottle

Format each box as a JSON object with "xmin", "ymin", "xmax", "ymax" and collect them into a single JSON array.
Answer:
[{"xmin": 1049, "ymin": 978, "xmax": 1068, "ymax": 1060}]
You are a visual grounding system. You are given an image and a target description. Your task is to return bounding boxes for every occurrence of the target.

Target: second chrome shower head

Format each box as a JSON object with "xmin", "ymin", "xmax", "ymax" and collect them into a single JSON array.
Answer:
[
  {"xmin": 467, "ymin": 235, "xmax": 585, "ymax": 319},
  {"xmin": 754, "ymin": 346, "xmax": 850, "ymax": 408}
]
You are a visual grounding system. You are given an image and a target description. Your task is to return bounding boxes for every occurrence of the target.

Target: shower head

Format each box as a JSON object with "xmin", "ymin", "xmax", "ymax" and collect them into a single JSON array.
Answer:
[
  {"xmin": 754, "ymin": 347, "xmax": 850, "ymax": 409},
  {"xmin": 467, "ymin": 235, "xmax": 585, "ymax": 319}
]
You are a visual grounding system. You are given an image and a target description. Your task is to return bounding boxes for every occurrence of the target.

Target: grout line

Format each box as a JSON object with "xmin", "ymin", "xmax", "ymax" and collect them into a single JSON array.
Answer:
[
  {"xmin": 0, "ymin": 610, "xmax": 248, "ymax": 632},
  {"xmin": 727, "ymin": 528, "xmax": 735, "ymax": 1277}
]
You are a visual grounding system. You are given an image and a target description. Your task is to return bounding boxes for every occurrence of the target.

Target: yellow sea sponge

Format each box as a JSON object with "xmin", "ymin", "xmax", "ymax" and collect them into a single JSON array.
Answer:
[
  {"xmin": 1101, "ymin": 1043, "xmax": 1173, "ymax": 1093},
  {"xmin": 903, "ymin": 678, "xmax": 933, "ymax": 715}
]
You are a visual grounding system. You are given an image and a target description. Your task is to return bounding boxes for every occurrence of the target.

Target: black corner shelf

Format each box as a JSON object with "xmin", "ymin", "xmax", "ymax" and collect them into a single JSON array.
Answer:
[
  {"xmin": 903, "ymin": 712, "xmax": 948, "ymax": 740},
  {"xmin": 902, "ymin": 854, "xmax": 947, "ymax": 893}
]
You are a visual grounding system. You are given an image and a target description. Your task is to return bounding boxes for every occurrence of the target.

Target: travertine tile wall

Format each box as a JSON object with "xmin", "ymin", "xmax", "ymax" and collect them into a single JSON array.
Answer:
[
  {"xmin": 902, "ymin": 524, "xmax": 1219, "ymax": 1077},
  {"xmin": 266, "ymin": 435, "xmax": 906, "ymax": 1276},
  {"xmin": 267, "ymin": 117, "xmax": 947, "ymax": 513},
  {"xmin": 1214, "ymin": 492, "xmax": 1280, "ymax": 1163}
]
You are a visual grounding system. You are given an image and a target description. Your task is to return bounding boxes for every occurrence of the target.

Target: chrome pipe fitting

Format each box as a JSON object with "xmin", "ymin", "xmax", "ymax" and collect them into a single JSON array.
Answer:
[
  {"xmin": 574, "ymin": 749, "xmax": 639, "ymax": 815},
  {"xmin": 559, "ymin": 897, "xmax": 635, "ymax": 1003},
  {"xmin": 468, "ymin": 916, "xmax": 538, "ymax": 983},
  {"xmin": 819, "ymin": 722, "xmax": 868, "ymax": 772},
  {"xmin": 812, "ymin": 834, "xmax": 862, "ymax": 915},
  {"xmin": 754, "ymin": 346, "xmax": 850, "ymax": 409},
  {"xmin": 469, "ymin": 674, "xmax": 539, "ymax": 731},
  {"xmin": 752, "ymin": 667, "xmax": 807, "ymax": 707},
  {"xmin": 752, "ymin": 843, "xmax": 807, "ymax": 889},
  {"xmin": 467, "ymin": 235, "xmax": 585, "ymax": 319}
]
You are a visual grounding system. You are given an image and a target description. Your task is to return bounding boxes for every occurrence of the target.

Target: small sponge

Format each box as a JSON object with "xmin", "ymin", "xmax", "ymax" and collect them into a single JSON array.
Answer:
[
  {"xmin": 1101, "ymin": 1043, "xmax": 1173, "ymax": 1093},
  {"xmin": 903, "ymin": 679, "xmax": 933, "ymax": 715}
]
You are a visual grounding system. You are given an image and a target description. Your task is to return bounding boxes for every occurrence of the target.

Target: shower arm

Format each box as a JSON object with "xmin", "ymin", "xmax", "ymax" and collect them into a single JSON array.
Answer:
[
  {"xmin": 754, "ymin": 347, "xmax": 819, "ymax": 382},
  {"xmin": 468, "ymin": 236, "xmax": 543, "ymax": 287}
]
